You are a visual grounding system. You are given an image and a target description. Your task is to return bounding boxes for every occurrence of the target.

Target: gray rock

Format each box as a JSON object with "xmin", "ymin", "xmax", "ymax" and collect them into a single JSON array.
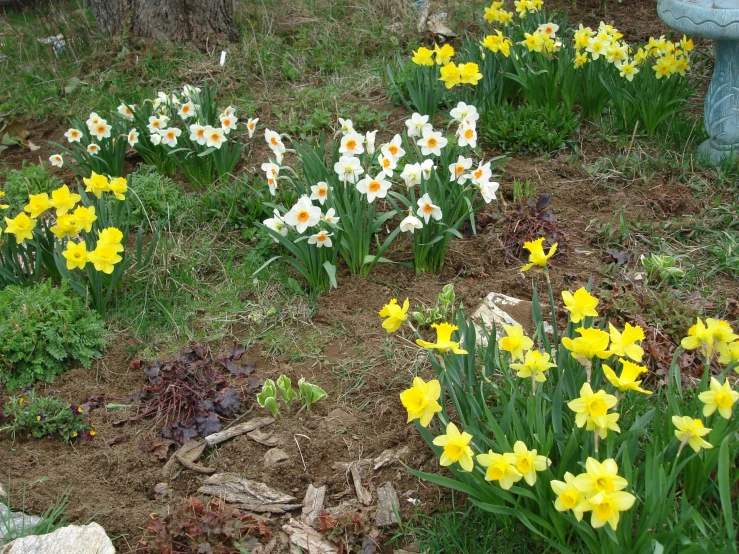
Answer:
[
  {"xmin": 0, "ymin": 505, "xmax": 42, "ymax": 543},
  {"xmin": 264, "ymin": 448, "xmax": 289, "ymax": 467},
  {"xmin": 0, "ymin": 523, "xmax": 114, "ymax": 554},
  {"xmin": 375, "ymin": 482, "xmax": 400, "ymax": 527}
]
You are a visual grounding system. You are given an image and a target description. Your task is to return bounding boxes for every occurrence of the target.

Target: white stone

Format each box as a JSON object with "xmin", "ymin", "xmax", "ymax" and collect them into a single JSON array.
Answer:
[
  {"xmin": 0, "ymin": 523, "xmax": 114, "ymax": 554},
  {"xmin": 0, "ymin": 505, "xmax": 42, "ymax": 543}
]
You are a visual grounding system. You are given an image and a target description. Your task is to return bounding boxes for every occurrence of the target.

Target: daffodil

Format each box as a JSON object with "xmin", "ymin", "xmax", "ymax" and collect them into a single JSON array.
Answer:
[
  {"xmin": 698, "ymin": 377, "xmax": 739, "ymax": 419},
  {"xmin": 672, "ymin": 415, "xmax": 713, "ymax": 453},
  {"xmin": 520, "ymin": 237, "xmax": 557, "ymax": 271},
  {"xmin": 512, "ymin": 441, "xmax": 550, "ymax": 486},
  {"xmin": 98, "ymin": 227, "xmax": 124, "ymax": 252},
  {"xmin": 24, "ymin": 193, "xmax": 52, "ymax": 218},
  {"xmin": 707, "ymin": 318, "xmax": 739, "ymax": 346},
  {"xmin": 284, "ymin": 196, "xmax": 321, "ymax": 233},
  {"xmin": 417, "ymin": 322, "xmax": 467, "ymax": 354},
  {"xmin": 573, "ymin": 457, "xmax": 628, "ymax": 496},
  {"xmin": 309, "ymin": 182, "xmax": 330, "ymax": 205},
  {"xmin": 573, "ymin": 51, "xmax": 589, "ymax": 68},
  {"xmin": 586, "ymin": 410, "xmax": 621, "ymax": 439},
  {"xmin": 83, "ymin": 172, "xmax": 110, "ymax": 199},
  {"xmin": 71, "ymin": 205, "xmax": 96, "ymax": 233},
  {"xmin": 0, "ymin": 191, "xmax": 8, "ymax": 209},
  {"xmin": 681, "ymin": 317, "xmax": 714, "ymax": 357},
  {"xmin": 417, "ymin": 129, "xmax": 447, "ymax": 157},
  {"xmin": 108, "ymin": 177, "xmax": 128, "ymax": 201},
  {"xmin": 50, "ymin": 214, "xmax": 78, "ymax": 239},
  {"xmin": 400, "ymin": 377, "xmax": 442, "ymax": 427},
  {"xmin": 411, "ymin": 46, "xmax": 434, "ymax": 66},
  {"xmin": 399, "ymin": 214, "xmax": 423, "ymax": 234},
  {"xmin": 551, "ymin": 472, "xmax": 584, "ymax": 520},
  {"xmin": 416, "ymin": 193, "xmax": 442, "ymax": 224},
  {"xmin": 339, "ymin": 132, "xmax": 365, "ymax": 156},
  {"xmin": 4, "ymin": 213, "xmax": 36, "ymax": 243},
  {"xmin": 510, "ymin": 350, "xmax": 556, "ymax": 382},
  {"xmin": 405, "ymin": 113, "xmax": 432, "ymax": 138},
  {"xmin": 717, "ymin": 341, "xmax": 739, "ymax": 366},
  {"xmin": 561, "ymin": 287, "xmax": 599, "ymax": 323},
  {"xmin": 308, "ymin": 230, "xmax": 333, "ymax": 248},
  {"xmin": 439, "ymin": 63, "xmax": 462, "ymax": 89},
  {"xmin": 458, "ymin": 63, "xmax": 482, "ymax": 85},
  {"xmin": 616, "ymin": 59, "xmax": 639, "ymax": 81},
  {"xmin": 434, "ymin": 43, "xmax": 455, "ymax": 65},
  {"xmin": 562, "ymin": 327, "xmax": 610, "ymax": 360},
  {"xmin": 432, "ymin": 422, "xmax": 474, "ymax": 471},
  {"xmin": 65, "ymin": 128, "xmax": 83, "ymax": 143},
  {"xmin": 49, "ymin": 154, "xmax": 63, "ymax": 168},
  {"xmin": 568, "ymin": 383, "xmax": 618, "ymax": 431},
  {"xmin": 603, "ymin": 360, "xmax": 652, "ymax": 395},
  {"xmin": 49, "ymin": 185, "xmax": 81, "ymax": 216},
  {"xmin": 63, "ymin": 241, "xmax": 88, "ymax": 270},
  {"xmin": 87, "ymin": 242, "xmax": 122, "ymax": 274},
  {"xmin": 379, "ymin": 298, "xmax": 409, "ymax": 333},
  {"xmin": 356, "ymin": 174, "xmax": 392, "ymax": 203},
  {"xmin": 476, "ymin": 450, "xmax": 521, "ymax": 489},
  {"xmin": 333, "ymin": 155, "xmax": 364, "ymax": 184},
  {"xmin": 499, "ymin": 323, "xmax": 534, "ymax": 362},
  {"xmin": 580, "ymin": 490, "xmax": 636, "ymax": 530},
  {"xmin": 606, "ymin": 323, "xmax": 644, "ymax": 362}
]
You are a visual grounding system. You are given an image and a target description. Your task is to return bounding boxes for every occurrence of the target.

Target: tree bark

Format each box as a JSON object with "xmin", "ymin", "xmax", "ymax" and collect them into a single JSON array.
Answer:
[{"xmin": 88, "ymin": 0, "xmax": 239, "ymax": 42}]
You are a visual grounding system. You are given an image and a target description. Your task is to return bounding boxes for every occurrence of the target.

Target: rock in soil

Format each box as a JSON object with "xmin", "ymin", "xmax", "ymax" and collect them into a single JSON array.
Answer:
[
  {"xmin": 248, "ymin": 428, "xmax": 280, "ymax": 447},
  {"xmin": 0, "ymin": 505, "xmax": 42, "ymax": 543},
  {"xmin": 282, "ymin": 518, "xmax": 339, "ymax": 554},
  {"xmin": 264, "ymin": 447, "xmax": 290, "ymax": 466},
  {"xmin": 300, "ymin": 484, "xmax": 326, "ymax": 526},
  {"xmin": 375, "ymin": 482, "xmax": 400, "ymax": 527},
  {"xmin": 472, "ymin": 292, "xmax": 535, "ymax": 345},
  {"xmin": 0, "ymin": 522, "xmax": 114, "ymax": 554},
  {"xmin": 204, "ymin": 417, "xmax": 275, "ymax": 447}
]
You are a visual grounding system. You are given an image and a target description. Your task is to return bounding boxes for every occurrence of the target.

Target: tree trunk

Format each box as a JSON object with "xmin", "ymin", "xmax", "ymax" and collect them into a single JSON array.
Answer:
[{"xmin": 88, "ymin": 0, "xmax": 239, "ymax": 42}]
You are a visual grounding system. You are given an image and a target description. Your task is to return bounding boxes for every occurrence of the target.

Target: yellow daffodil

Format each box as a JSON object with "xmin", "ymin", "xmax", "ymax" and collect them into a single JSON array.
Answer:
[
  {"xmin": 417, "ymin": 323, "xmax": 468, "ymax": 354},
  {"xmin": 520, "ymin": 237, "xmax": 557, "ymax": 272},
  {"xmin": 412, "ymin": 46, "xmax": 434, "ymax": 66},
  {"xmin": 379, "ymin": 298, "xmax": 409, "ymax": 333},
  {"xmin": 49, "ymin": 185, "xmax": 81, "ymax": 216},
  {"xmin": 574, "ymin": 25, "xmax": 593, "ymax": 50},
  {"xmin": 568, "ymin": 383, "xmax": 617, "ymax": 431},
  {"xmin": 400, "ymin": 377, "xmax": 442, "ymax": 427},
  {"xmin": 551, "ymin": 472, "xmax": 584, "ymax": 521},
  {"xmin": 50, "ymin": 214, "xmax": 78, "ymax": 239},
  {"xmin": 434, "ymin": 43, "xmax": 455, "ymax": 65},
  {"xmin": 24, "ymin": 193, "xmax": 52, "ymax": 218},
  {"xmin": 108, "ymin": 177, "xmax": 128, "ymax": 201},
  {"xmin": 634, "ymin": 47, "xmax": 648, "ymax": 65},
  {"xmin": 616, "ymin": 59, "xmax": 639, "ymax": 81},
  {"xmin": 512, "ymin": 441, "xmax": 550, "ymax": 486},
  {"xmin": 499, "ymin": 323, "xmax": 533, "ymax": 362},
  {"xmin": 717, "ymin": 341, "xmax": 739, "ymax": 366},
  {"xmin": 573, "ymin": 52, "xmax": 589, "ymax": 68},
  {"xmin": 476, "ymin": 450, "xmax": 522, "ymax": 489},
  {"xmin": 581, "ymin": 490, "xmax": 636, "ymax": 530},
  {"xmin": 4, "ymin": 212, "xmax": 36, "ymax": 243},
  {"xmin": 71, "ymin": 205, "xmax": 96, "ymax": 233},
  {"xmin": 562, "ymin": 327, "xmax": 610, "ymax": 361},
  {"xmin": 63, "ymin": 241, "xmax": 88, "ymax": 270},
  {"xmin": 510, "ymin": 350, "xmax": 556, "ymax": 383},
  {"xmin": 680, "ymin": 35, "xmax": 694, "ymax": 52},
  {"xmin": 603, "ymin": 359, "xmax": 652, "ymax": 395},
  {"xmin": 698, "ymin": 377, "xmax": 739, "ymax": 420},
  {"xmin": 438, "ymin": 63, "xmax": 462, "ymax": 89},
  {"xmin": 83, "ymin": 172, "xmax": 110, "ymax": 199},
  {"xmin": 98, "ymin": 227, "xmax": 124, "ymax": 254},
  {"xmin": 653, "ymin": 56, "xmax": 673, "ymax": 79},
  {"xmin": 87, "ymin": 242, "xmax": 122, "ymax": 274},
  {"xmin": 586, "ymin": 410, "xmax": 621, "ymax": 439},
  {"xmin": 672, "ymin": 415, "xmax": 713, "ymax": 453},
  {"xmin": 562, "ymin": 287, "xmax": 599, "ymax": 323},
  {"xmin": 432, "ymin": 422, "xmax": 474, "ymax": 471},
  {"xmin": 707, "ymin": 318, "xmax": 739, "ymax": 346},
  {"xmin": 0, "ymin": 191, "xmax": 8, "ymax": 209},
  {"xmin": 681, "ymin": 318, "xmax": 716, "ymax": 358},
  {"xmin": 573, "ymin": 457, "xmax": 628, "ymax": 496},
  {"xmin": 606, "ymin": 323, "xmax": 644, "ymax": 362},
  {"xmin": 458, "ymin": 62, "xmax": 482, "ymax": 85}
]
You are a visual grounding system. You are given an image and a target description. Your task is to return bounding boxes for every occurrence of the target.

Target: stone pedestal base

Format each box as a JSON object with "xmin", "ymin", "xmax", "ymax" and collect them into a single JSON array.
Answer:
[{"xmin": 698, "ymin": 139, "xmax": 738, "ymax": 165}]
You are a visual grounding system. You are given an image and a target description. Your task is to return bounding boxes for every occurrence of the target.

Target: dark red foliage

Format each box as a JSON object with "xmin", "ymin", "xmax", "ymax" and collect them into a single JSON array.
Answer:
[{"xmin": 500, "ymin": 194, "xmax": 567, "ymax": 264}]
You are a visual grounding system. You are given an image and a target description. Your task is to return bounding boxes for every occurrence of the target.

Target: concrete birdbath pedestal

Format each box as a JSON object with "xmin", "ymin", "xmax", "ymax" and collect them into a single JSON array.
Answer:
[{"xmin": 658, "ymin": 0, "xmax": 739, "ymax": 164}]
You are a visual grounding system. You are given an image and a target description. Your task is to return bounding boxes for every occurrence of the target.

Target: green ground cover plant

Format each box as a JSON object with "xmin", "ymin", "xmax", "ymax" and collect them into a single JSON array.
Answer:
[{"xmin": 0, "ymin": 281, "xmax": 107, "ymax": 390}]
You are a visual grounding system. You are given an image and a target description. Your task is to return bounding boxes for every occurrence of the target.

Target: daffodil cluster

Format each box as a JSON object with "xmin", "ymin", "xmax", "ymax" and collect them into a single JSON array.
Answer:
[{"xmin": 411, "ymin": 42, "xmax": 483, "ymax": 90}]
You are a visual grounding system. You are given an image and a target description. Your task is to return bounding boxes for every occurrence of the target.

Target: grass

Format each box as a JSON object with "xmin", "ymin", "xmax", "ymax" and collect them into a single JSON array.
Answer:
[{"xmin": 1, "ymin": 484, "xmax": 70, "ymax": 544}]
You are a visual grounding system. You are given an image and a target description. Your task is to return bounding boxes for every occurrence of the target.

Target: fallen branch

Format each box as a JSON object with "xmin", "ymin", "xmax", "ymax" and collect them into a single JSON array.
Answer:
[{"xmin": 175, "ymin": 453, "xmax": 216, "ymax": 474}]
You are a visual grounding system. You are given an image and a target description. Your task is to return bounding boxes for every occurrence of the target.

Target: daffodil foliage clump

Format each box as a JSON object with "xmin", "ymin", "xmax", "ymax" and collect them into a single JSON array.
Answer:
[
  {"xmin": 50, "ymin": 84, "xmax": 254, "ymax": 188},
  {"xmin": 395, "ymin": 0, "xmax": 695, "ymax": 137},
  {"xmin": 257, "ymin": 104, "xmax": 506, "ymax": 292},
  {"xmin": 1, "ymin": 172, "xmax": 156, "ymax": 314},
  {"xmin": 0, "ymin": 281, "xmax": 107, "ymax": 390},
  {"xmin": 382, "ymin": 239, "xmax": 739, "ymax": 552}
]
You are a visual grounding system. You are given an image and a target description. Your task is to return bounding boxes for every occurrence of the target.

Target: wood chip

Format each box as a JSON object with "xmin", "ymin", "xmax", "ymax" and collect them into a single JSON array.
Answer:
[
  {"xmin": 248, "ymin": 428, "xmax": 280, "ymax": 447},
  {"xmin": 264, "ymin": 448, "xmax": 289, "ymax": 466},
  {"xmin": 161, "ymin": 440, "xmax": 205, "ymax": 480},
  {"xmin": 350, "ymin": 462, "xmax": 372, "ymax": 506},
  {"xmin": 198, "ymin": 473, "xmax": 298, "ymax": 513},
  {"xmin": 204, "ymin": 417, "xmax": 275, "ymax": 447},
  {"xmin": 175, "ymin": 453, "xmax": 216, "ymax": 474},
  {"xmin": 375, "ymin": 482, "xmax": 400, "ymax": 526},
  {"xmin": 373, "ymin": 446, "xmax": 411, "ymax": 470},
  {"xmin": 282, "ymin": 518, "xmax": 339, "ymax": 554},
  {"xmin": 301, "ymin": 484, "xmax": 326, "ymax": 526}
]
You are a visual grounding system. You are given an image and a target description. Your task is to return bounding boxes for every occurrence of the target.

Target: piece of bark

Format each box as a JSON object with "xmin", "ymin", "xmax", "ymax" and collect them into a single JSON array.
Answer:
[
  {"xmin": 301, "ymin": 485, "xmax": 326, "ymax": 526},
  {"xmin": 161, "ymin": 440, "xmax": 205, "ymax": 480},
  {"xmin": 350, "ymin": 462, "xmax": 372, "ymax": 506},
  {"xmin": 198, "ymin": 473, "xmax": 297, "ymax": 512},
  {"xmin": 175, "ymin": 453, "xmax": 216, "ymax": 474},
  {"xmin": 373, "ymin": 446, "xmax": 411, "ymax": 470},
  {"xmin": 204, "ymin": 417, "xmax": 275, "ymax": 446},
  {"xmin": 282, "ymin": 518, "xmax": 339, "ymax": 554},
  {"xmin": 264, "ymin": 448, "xmax": 289, "ymax": 466},
  {"xmin": 332, "ymin": 459, "xmax": 373, "ymax": 476},
  {"xmin": 375, "ymin": 482, "xmax": 400, "ymax": 527},
  {"xmin": 248, "ymin": 429, "xmax": 280, "ymax": 447}
]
